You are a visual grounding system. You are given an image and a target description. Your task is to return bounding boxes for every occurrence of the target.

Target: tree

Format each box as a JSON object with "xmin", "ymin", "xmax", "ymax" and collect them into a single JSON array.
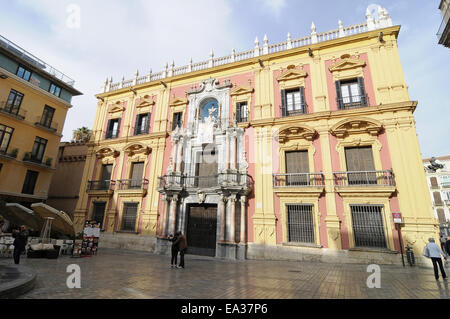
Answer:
[{"xmin": 72, "ymin": 126, "xmax": 92, "ymax": 143}]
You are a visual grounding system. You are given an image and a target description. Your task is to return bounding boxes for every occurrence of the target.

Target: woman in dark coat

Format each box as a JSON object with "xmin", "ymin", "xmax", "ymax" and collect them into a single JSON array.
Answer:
[
  {"xmin": 173, "ymin": 231, "xmax": 187, "ymax": 269},
  {"xmin": 168, "ymin": 233, "xmax": 179, "ymax": 268}
]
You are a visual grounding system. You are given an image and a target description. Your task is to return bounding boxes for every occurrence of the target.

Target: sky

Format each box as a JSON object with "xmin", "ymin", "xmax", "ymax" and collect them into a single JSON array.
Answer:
[{"xmin": 0, "ymin": 0, "xmax": 448, "ymax": 158}]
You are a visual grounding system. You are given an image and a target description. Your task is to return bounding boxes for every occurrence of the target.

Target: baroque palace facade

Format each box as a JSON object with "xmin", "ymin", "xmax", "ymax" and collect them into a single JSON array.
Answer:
[{"xmin": 74, "ymin": 6, "xmax": 438, "ymax": 264}]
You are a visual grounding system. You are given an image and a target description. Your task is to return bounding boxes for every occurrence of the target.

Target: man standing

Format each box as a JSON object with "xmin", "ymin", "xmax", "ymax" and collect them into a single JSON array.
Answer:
[
  {"xmin": 12, "ymin": 225, "xmax": 28, "ymax": 265},
  {"xmin": 424, "ymin": 238, "xmax": 447, "ymax": 280},
  {"xmin": 445, "ymin": 236, "xmax": 450, "ymax": 257},
  {"xmin": 174, "ymin": 231, "xmax": 187, "ymax": 269}
]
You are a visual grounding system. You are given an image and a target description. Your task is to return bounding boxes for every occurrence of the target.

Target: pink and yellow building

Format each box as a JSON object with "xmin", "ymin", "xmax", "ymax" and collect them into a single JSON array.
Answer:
[{"xmin": 74, "ymin": 7, "xmax": 438, "ymax": 264}]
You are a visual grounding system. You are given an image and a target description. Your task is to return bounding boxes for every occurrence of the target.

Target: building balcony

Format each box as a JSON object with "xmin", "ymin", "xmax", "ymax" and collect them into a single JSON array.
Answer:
[
  {"xmin": 337, "ymin": 94, "xmax": 369, "ymax": 110},
  {"xmin": 273, "ymin": 173, "xmax": 325, "ymax": 197},
  {"xmin": 22, "ymin": 153, "xmax": 53, "ymax": 169},
  {"xmin": 333, "ymin": 170, "xmax": 396, "ymax": 197},
  {"xmin": 437, "ymin": 5, "xmax": 450, "ymax": 47},
  {"xmin": 0, "ymin": 101, "xmax": 27, "ymax": 120},
  {"xmin": 34, "ymin": 116, "xmax": 58, "ymax": 133},
  {"xmin": 86, "ymin": 180, "xmax": 115, "ymax": 195},
  {"xmin": 0, "ymin": 148, "xmax": 18, "ymax": 160},
  {"xmin": 158, "ymin": 172, "xmax": 252, "ymax": 193},
  {"xmin": 280, "ymin": 103, "xmax": 308, "ymax": 117},
  {"xmin": 441, "ymin": 182, "xmax": 450, "ymax": 188},
  {"xmin": 116, "ymin": 179, "xmax": 149, "ymax": 197}
]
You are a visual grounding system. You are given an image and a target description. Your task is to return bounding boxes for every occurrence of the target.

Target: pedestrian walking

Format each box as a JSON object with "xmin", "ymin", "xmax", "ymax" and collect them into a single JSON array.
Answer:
[
  {"xmin": 12, "ymin": 225, "xmax": 28, "ymax": 265},
  {"xmin": 423, "ymin": 238, "xmax": 447, "ymax": 280},
  {"xmin": 168, "ymin": 233, "xmax": 179, "ymax": 268},
  {"xmin": 445, "ymin": 236, "xmax": 450, "ymax": 258},
  {"xmin": 173, "ymin": 231, "xmax": 187, "ymax": 269}
]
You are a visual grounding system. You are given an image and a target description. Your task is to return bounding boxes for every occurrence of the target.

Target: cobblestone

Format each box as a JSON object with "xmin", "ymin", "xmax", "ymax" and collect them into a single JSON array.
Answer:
[{"xmin": 4, "ymin": 249, "xmax": 448, "ymax": 299}]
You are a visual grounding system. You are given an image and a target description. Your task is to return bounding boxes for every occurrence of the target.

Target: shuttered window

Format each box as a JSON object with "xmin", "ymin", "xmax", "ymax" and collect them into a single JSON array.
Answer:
[
  {"xmin": 430, "ymin": 177, "xmax": 439, "ymax": 188},
  {"xmin": 285, "ymin": 151, "xmax": 309, "ymax": 186},
  {"xmin": 345, "ymin": 146, "xmax": 376, "ymax": 185},
  {"xmin": 336, "ymin": 77, "xmax": 367, "ymax": 109},
  {"xmin": 437, "ymin": 208, "xmax": 446, "ymax": 224},
  {"xmin": 236, "ymin": 102, "xmax": 248, "ymax": 123},
  {"xmin": 281, "ymin": 87, "xmax": 306, "ymax": 116},
  {"xmin": 134, "ymin": 113, "xmax": 150, "ymax": 135},
  {"xmin": 172, "ymin": 112, "xmax": 183, "ymax": 130},
  {"xmin": 433, "ymin": 192, "xmax": 443, "ymax": 206},
  {"xmin": 22, "ymin": 170, "xmax": 39, "ymax": 195},
  {"xmin": 130, "ymin": 162, "xmax": 145, "ymax": 188},
  {"xmin": 106, "ymin": 118, "xmax": 120, "ymax": 139}
]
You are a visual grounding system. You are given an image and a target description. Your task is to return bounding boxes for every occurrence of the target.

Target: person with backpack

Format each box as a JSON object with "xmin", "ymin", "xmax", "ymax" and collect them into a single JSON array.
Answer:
[{"xmin": 423, "ymin": 237, "xmax": 447, "ymax": 280}]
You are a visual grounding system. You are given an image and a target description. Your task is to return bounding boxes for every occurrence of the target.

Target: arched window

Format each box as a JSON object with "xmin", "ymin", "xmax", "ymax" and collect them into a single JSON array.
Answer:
[{"xmin": 200, "ymin": 98, "xmax": 219, "ymax": 122}]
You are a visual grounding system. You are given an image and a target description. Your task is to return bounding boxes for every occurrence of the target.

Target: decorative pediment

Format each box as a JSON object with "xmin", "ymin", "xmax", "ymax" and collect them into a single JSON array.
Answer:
[
  {"xmin": 136, "ymin": 96, "xmax": 155, "ymax": 108},
  {"xmin": 278, "ymin": 124, "xmax": 317, "ymax": 143},
  {"xmin": 108, "ymin": 101, "xmax": 126, "ymax": 114},
  {"xmin": 230, "ymin": 85, "xmax": 254, "ymax": 96},
  {"xmin": 96, "ymin": 147, "xmax": 120, "ymax": 159},
  {"xmin": 169, "ymin": 97, "xmax": 189, "ymax": 107},
  {"xmin": 328, "ymin": 58, "xmax": 366, "ymax": 73},
  {"xmin": 124, "ymin": 143, "xmax": 151, "ymax": 157},
  {"xmin": 330, "ymin": 117, "xmax": 383, "ymax": 139},
  {"xmin": 277, "ymin": 67, "xmax": 308, "ymax": 82}
]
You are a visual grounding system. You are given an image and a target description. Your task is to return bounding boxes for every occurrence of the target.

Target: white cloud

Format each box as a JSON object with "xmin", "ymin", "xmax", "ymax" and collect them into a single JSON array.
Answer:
[
  {"xmin": 0, "ymin": 0, "xmax": 240, "ymax": 141},
  {"xmin": 257, "ymin": 0, "xmax": 287, "ymax": 19}
]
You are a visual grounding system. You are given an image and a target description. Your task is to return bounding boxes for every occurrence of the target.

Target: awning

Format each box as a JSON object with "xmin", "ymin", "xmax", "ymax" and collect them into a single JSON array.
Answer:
[
  {"xmin": 31, "ymin": 203, "xmax": 75, "ymax": 237},
  {"xmin": 2, "ymin": 203, "xmax": 44, "ymax": 231}
]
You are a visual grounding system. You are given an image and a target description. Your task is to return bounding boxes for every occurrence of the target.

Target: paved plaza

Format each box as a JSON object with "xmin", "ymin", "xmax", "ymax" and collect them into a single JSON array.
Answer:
[{"xmin": 1, "ymin": 249, "xmax": 448, "ymax": 299}]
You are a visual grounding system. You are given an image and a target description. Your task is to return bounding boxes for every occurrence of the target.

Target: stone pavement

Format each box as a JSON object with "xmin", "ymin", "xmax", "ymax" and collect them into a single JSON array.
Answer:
[{"xmin": 3, "ymin": 249, "xmax": 448, "ymax": 299}]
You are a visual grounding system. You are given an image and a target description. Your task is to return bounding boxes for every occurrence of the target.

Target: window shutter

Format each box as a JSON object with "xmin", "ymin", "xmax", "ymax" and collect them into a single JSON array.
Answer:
[
  {"xmin": 430, "ymin": 177, "xmax": 438, "ymax": 187},
  {"xmin": 357, "ymin": 77, "xmax": 367, "ymax": 106},
  {"xmin": 145, "ymin": 113, "xmax": 150, "ymax": 133},
  {"xmin": 299, "ymin": 86, "xmax": 306, "ymax": 114},
  {"xmin": 116, "ymin": 118, "xmax": 121, "ymax": 138},
  {"xmin": 236, "ymin": 103, "xmax": 241, "ymax": 122},
  {"xmin": 134, "ymin": 114, "xmax": 140, "ymax": 135},
  {"xmin": 437, "ymin": 208, "xmax": 446, "ymax": 223},
  {"xmin": 335, "ymin": 81, "xmax": 343, "ymax": 109},
  {"xmin": 433, "ymin": 192, "xmax": 443, "ymax": 206},
  {"xmin": 281, "ymin": 89, "xmax": 287, "ymax": 116}
]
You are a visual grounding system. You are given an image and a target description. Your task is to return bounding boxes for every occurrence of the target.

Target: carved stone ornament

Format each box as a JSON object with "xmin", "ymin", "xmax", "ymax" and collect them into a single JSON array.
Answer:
[
  {"xmin": 328, "ymin": 57, "xmax": 366, "ymax": 73},
  {"xmin": 96, "ymin": 147, "xmax": 120, "ymax": 159},
  {"xmin": 169, "ymin": 97, "xmax": 189, "ymax": 107},
  {"xmin": 124, "ymin": 143, "xmax": 151, "ymax": 157},
  {"xmin": 277, "ymin": 65, "xmax": 308, "ymax": 82},
  {"xmin": 197, "ymin": 190, "xmax": 206, "ymax": 203},
  {"xmin": 136, "ymin": 95, "xmax": 155, "ymax": 108},
  {"xmin": 278, "ymin": 125, "xmax": 317, "ymax": 143},
  {"xmin": 230, "ymin": 85, "xmax": 254, "ymax": 97},
  {"xmin": 108, "ymin": 101, "xmax": 126, "ymax": 114},
  {"xmin": 187, "ymin": 78, "xmax": 232, "ymax": 95},
  {"xmin": 330, "ymin": 117, "xmax": 383, "ymax": 139}
]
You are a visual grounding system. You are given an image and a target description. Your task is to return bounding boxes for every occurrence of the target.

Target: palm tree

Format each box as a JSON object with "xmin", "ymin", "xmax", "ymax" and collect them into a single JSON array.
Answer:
[{"xmin": 72, "ymin": 126, "xmax": 92, "ymax": 143}]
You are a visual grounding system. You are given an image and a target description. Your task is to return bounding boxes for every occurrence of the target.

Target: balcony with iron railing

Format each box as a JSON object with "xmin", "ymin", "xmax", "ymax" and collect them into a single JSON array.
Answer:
[
  {"xmin": 22, "ymin": 152, "xmax": 53, "ymax": 169},
  {"xmin": 117, "ymin": 179, "xmax": 149, "ymax": 196},
  {"xmin": 86, "ymin": 180, "xmax": 115, "ymax": 195},
  {"xmin": 333, "ymin": 170, "xmax": 395, "ymax": 187},
  {"xmin": 0, "ymin": 147, "xmax": 18, "ymax": 160},
  {"xmin": 0, "ymin": 101, "xmax": 27, "ymax": 120},
  {"xmin": 34, "ymin": 116, "xmax": 58, "ymax": 133},
  {"xmin": 273, "ymin": 173, "xmax": 325, "ymax": 188},
  {"xmin": 337, "ymin": 94, "xmax": 369, "ymax": 110}
]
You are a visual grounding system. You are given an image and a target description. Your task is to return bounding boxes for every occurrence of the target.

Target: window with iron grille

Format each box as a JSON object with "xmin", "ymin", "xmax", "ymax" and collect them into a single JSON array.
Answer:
[
  {"xmin": 122, "ymin": 203, "xmax": 138, "ymax": 232},
  {"xmin": 134, "ymin": 113, "xmax": 150, "ymax": 135},
  {"xmin": 16, "ymin": 65, "xmax": 32, "ymax": 81},
  {"xmin": 281, "ymin": 87, "xmax": 306, "ymax": 117},
  {"xmin": 22, "ymin": 170, "xmax": 39, "ymax": 195},
  {"xmin": 336, "ymin": 78, "xmax": 367, "ymax": 109},
  {"xmin": 105, "ymin": 118, "xmax": 120, "ymax": 139},
  {"xmin": 350, "ymin": 205, "xmax": 387, "ymax": 248},
  {"xmin": 172, "ymin": 112, "xmax": 183, "ymax": 130},
  {"xmin": 0, "ymin": 124, "xmax": 14, "ymax": 154},
  {"xmin": 5, "ymin": 89, "xmax": 24, "ymax": 115},
  {"xmin": 236, "ymin": 102, "xmax": 248, "ymax": 123},
  {"xmin": 287, "ymin": 204, "xmax": 315, "ymax": 243}
]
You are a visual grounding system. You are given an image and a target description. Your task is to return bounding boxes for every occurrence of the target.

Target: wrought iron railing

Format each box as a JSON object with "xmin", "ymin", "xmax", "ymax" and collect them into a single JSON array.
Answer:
[
  {"xmin": 337, "ymin": 94, "xmax": 369, "ymax": 110},
  {"xmin": 0, "ymin": 101, "xmax": 27, "ymax": 120},
  {"xmin": 184, "ymin": 175, "xmax": 219, "ymax": 188},
  {"xmin": 34, "ymin": 116, "xmax": 58, "ymax": 132},
  {"xmin": 273, "ymin": 173, "xmax": 325, "ymax": 187},
  {"xmin": 87, "ymin": 180, "xmax": 115, "ymax": 191},
  {"xmin": 333, "ymin": 170, "xmax": 395, "ymax": 186},
  {"xmin": 159, "ymin": 172, "xmax": 252, "ymax": 190},
  {"xmin": 117, "ymin": 179, "xmax": 149, "ymax": 191},
  {"xmin": 280, "ymin": 103, "xmax": 308, "ymax": 117}
]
